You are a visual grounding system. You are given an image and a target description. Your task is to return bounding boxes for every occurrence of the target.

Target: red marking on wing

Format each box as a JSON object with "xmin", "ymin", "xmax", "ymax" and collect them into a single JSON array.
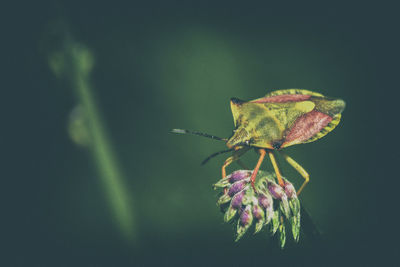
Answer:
[
  {"xmin": 251, "ymin": 94, "xmax": 311, "ymax": 103},
  {"xmin": 284, "ymin": 110, "xmax": 332, "ymax": 144}
]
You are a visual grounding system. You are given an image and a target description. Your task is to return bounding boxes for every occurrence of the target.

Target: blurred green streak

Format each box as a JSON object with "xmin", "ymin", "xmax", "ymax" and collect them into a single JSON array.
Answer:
[{"xmin": 49, "ymin": 39, "xmax": 135, "ymax": 240}]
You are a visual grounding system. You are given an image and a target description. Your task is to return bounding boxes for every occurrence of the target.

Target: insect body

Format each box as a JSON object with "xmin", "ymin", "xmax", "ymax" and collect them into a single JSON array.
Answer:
[{"xmin": 172, "ymin": 89, "xmax": 345, "ymax": 195}]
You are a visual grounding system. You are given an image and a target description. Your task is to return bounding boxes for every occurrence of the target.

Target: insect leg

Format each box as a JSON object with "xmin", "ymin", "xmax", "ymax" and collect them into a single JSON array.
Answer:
[
  {"xmin": 250, "ymin": 149, "xmax": 267, "ymax": 191},
  {"xmin": 279, "ymin": 151, "xmax": 309, "ymax": 195},
  {"xmin": 221, "ymin": 147, "xmax": 249, "ymax": 178},
  {"xmin": 222, "ymin": 156, "xmax": 235, "ymax": 178},
  {"xmin": 221, "ymin": 148, "xmax": 249, "ymax": 194},
  {"xmin": 267, "ymin": 150, "xmax": 285, "ymax": 187}
]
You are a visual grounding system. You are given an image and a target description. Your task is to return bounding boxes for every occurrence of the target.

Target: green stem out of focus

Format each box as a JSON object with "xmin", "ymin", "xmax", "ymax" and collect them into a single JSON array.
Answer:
[{"xmin": 49, "ymin": 38, "xmax": 135, "ymax": 240}]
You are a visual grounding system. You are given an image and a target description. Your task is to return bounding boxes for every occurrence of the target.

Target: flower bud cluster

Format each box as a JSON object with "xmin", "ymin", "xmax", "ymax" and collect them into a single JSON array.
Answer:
[{"xmin": 214, "ymin": 170, "xmax": 301, "ymax": 248}]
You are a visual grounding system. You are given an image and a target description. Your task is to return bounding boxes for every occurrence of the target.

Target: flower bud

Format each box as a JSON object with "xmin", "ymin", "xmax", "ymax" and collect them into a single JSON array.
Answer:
[
  {"xmin": 228, "ymin": 180, "xmax": 247, "ymax": 196},
  {"xmin": 235, "ymin": 205, "xmax": 253, "ymax": 241},
  {"xmin": 224, "ymin": 205, "xmax": 237, "ymax": 222},
  {"xmin": 239, "ymin": 205, "xmax": 253, "ymax": 227},
  {"xmin": 252, "ymin": 203, "xmax": 265, "ymax": 234},
  {"xmin": 252, "ymin": 203, "xmax": 264, "ymax": 220},
  {"xmin": 231, "ymin": 190, "xmax": 245, "ymax": 209},
  {"xmin": 258, "ymin": 192, "xmax": 273, "ymax": 224},
  {"xmin": 258, "ymin": 192, "xmax": 272, "ymax": 209},
  {"xmin": 228, "ymin": 170, "xmax": 252, "ymax": 183},
  {"xmin": 283, "ymin": 180, "xmax": 297, "ymax": 199},
  {"xmin": 267, "ymin": 182, "xmax": 285, "ymax": 199}
]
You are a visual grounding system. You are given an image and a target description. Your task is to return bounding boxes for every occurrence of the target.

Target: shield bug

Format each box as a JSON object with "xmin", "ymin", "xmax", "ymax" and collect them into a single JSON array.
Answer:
[{"xmin": 172, "ymin": 89, "xmax": 345, "ymax": 195}]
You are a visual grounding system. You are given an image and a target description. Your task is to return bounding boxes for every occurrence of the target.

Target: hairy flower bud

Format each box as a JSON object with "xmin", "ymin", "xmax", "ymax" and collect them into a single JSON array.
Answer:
[
  {"xmin": 239, "ymin": 205, "xmax": 253, "ymax": 226},
  {"xmin": 283, "ymin": 180, "xmax": 297, "ymax": 199},
  {"xmin": 228, "ymin": 170, "xmax": 251, "ymax": 183},
  {"xmin": 258, "ymin": 192, "xmax": 274, "ymax": 224},
  {"xmin": 236, "ymin": 205, "xmax": 253, "ymax": 241},
  {"xmin": 252, "ymin": 203, "xmax": 263, "ymax": 220},
  {"xmin": 267, "ymin": 182, "xmax": 286, "ymax": 199},
  {"xmin": 231, "ymin": 190, "xmax": 245, "ymax": 209},
  {"xmin": 258, "ymin": 192, "xmax": 272, "ymax": 209},
  {"xmin": 252, "ymin": 202, "xmax": 265, "ymax": 234},
  {"xmin": 228, "ymin": 180, "xmax": 248, "ymax": 196}
]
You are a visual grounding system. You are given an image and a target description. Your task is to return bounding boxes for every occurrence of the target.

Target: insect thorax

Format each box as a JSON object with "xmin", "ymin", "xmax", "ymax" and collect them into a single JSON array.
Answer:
[{"xmin": 228, "ymin": 103, "xmax": 285, "ymax": 149}]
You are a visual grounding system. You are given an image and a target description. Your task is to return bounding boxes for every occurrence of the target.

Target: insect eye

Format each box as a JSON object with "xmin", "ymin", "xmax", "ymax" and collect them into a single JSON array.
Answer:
[{"xmin": 245, "ymin": 138, "xmax": 255, "ymax": 146}]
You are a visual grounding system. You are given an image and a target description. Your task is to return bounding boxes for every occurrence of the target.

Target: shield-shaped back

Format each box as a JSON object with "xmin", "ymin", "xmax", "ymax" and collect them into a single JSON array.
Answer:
[{"xmin": 228, "ymin": 89, "xmax": 345, "ymax": 149}]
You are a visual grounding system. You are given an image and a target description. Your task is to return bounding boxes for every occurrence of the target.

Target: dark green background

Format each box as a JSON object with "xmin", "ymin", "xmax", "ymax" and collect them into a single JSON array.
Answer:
[{"xmin": 5, "ymin": 2, "xmax": 394, "ymax": 266}]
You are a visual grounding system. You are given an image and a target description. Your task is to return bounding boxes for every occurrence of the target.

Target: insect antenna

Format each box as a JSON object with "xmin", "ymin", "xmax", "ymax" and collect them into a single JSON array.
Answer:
[
  {"xmin": 201, "ymin": 148, "xmax": 234, "ymax": 165},
  {"xmin": 170, "ymin": 129, "xmax": 228, "ymax": 142}
]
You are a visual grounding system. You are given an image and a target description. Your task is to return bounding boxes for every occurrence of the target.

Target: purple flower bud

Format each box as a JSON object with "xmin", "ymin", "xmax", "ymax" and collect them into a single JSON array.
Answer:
[
  {"xmin": 231, "ymin": 190, "xmax": 245, "ymax": 209},
  {"xmin": 228, "ymin": 170, "xmax": 251, "ymax": 183},
  {"xmin": 252, "ymin": 204, "xmax": 263, "ymax": 220},
  {"xmin": 239, "ymin": 205, "xmax": 253, "ymax": 226},
  {"xmin": 283, "ymin": 180, "xmax": 297, "ymax": 199},
  {"xmin": 228, "ymin": 180, "xmax": 247, "ymax": 196},
  {"xmin": 268, "ymin": 182, "xmax": 285, "ymax": 199},
  {"xmin": 258, "ymin": 193, "xmax": 273, "ymax": 209}
]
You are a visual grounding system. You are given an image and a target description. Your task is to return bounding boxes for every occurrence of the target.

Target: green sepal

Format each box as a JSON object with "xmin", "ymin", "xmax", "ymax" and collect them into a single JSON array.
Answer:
[
  {"xmin": 279, "ymin": 221, "xmax": 286, "ymax": 249},
  {"xmin": 264, "ymin": 207, "xmax": 273, "ymax": 225},
  {"xmin": 280, "ymin": 196, "xmax": 291, "ymax": 219},
  {"xmin": 217, "ymin": 194, "xmax": 231, "ymax": 206},
  {"xmin": 241, "ymin": 187, "xmax": 254, "ymax": 206},
  {"xmin": 290, "ymin": 212, "xmax": 301, "ymax": 242},
  {"xmin": 254, "ymin": 217, "xmax": 265, "ymax": 234},
  {"xmin": 224, "ymin": 205, "xmax": 237, "ymax": 223},
  {"xmin": 289, "ymin": 198, "xmax": 300, "ymax": 217},
  {"xmin": 235, "ymin": 225, "xmax": 247, "ymax": 242},
  {"xmin": 236, "ymin": 221, "xmax": 253, "ymax": 242},
  {"xmin": 235, "ymin": 208, "xmax": 253, "ymax": 242},
  {"xmin": 271, "ymin": 210, "xmax": 280, "ymax": 235},
  {"xmin": 213, "ymin": 178, "xmax": 230, "ymax": 189}
]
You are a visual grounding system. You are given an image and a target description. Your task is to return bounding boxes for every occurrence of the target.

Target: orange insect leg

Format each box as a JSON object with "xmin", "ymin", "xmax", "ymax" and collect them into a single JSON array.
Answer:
[
  {"xmin": 250, "ymin": 149, "xmax": 267, "ymax": 191},
  {"xmin": 221, "ymin": 147, "xmax": 249, "ymax": 178}
]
